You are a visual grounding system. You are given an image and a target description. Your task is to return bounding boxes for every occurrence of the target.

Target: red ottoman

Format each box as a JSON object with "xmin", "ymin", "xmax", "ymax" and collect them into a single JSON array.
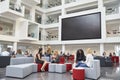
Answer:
[
  {"xmin": 44, "ymin": 63, "xmax": 49, "ymax": 71},
  {"xmin": 112, "ymin": 56, "xmax": 119, "ymax": 63},
  {"xmin": 65, "ymin": 63, "xmax": 72, "ymax": 71},
  {"xmin": 37, "ymin": 64, "xmax": 43, "ymax": 72},
  {"xmin": 37, "ymin": 63, "xmax": 49, "ymax": 72},
  {"xmin": 115, "ymin": 56, "xmax": 119, "ymax": 63},
  {"xmin": 73, "ymin": 68, "xmax": 85, "ymax": 80},
  {"xmin": 59, "ymin": 56, "xmax": 65, "ymax": 64}
]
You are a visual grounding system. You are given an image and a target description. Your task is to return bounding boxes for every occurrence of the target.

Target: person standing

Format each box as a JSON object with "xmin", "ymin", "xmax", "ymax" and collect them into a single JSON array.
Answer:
[
  {"xmin": 1, "ymin": 48, "xmax": 11, "ymax": 56},
  {"xmin": 15, "ymin": 49, "xmax": 24, "ymax": 57}
]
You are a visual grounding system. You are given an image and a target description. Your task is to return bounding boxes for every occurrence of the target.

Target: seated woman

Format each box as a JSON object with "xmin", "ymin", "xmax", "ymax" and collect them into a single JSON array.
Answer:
[
  {"xmin": 24, "ymin": 51, "xmax": 29, "ymax": 57},
  {"xmin": 75, "ymin": 48, "xmax": 94, "ymax": 67},
  {"xmin": 51, "ymin": 50, "xmax": 60, "ymax": 63},
  {"xmin": 103, "ymin": 51, "xmax": 108, "ymax": 58},
  {"xmin": 113, "ymin": 52, "xmax": 116, "ymax": 56},
  {"xmin": 109, "ymin": 52, "xmax": 112, "ymax": 57},
  {"xmin": 15, "ymin": 49, "xmax": 24, "ymax": 57},
  {"xmin": 76, "ymin": 49, "xmax": 86, "ymax": 63},
  {"xmin": 24, "ymin": 50, "xmax": 33, "ymax": 57},
  {"xmin": 35, "ymin": 48, "xmax": 47, "ymax": 71}
]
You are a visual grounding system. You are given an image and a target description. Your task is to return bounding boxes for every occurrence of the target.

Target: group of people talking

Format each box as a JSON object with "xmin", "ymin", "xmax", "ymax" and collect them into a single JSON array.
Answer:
[
  {"xmin": 35, "ymin": 46, "xmax": 94, "ymax": 71},
  {"xmin": 35, "ymin": 46, "xmax": 60, "ymax": 71}
]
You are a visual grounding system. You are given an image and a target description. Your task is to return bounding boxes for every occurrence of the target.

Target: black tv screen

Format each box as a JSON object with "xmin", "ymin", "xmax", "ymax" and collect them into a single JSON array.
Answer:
[{"xmin": 62, "ymin": 12, "xmax": 101, "ymax": 40}]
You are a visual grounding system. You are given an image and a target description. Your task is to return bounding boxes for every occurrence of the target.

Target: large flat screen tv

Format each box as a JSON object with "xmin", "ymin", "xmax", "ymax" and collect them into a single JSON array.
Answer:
[{"xmin": 61, "ymin": 12, "xmax": 101, "ymax": 40}]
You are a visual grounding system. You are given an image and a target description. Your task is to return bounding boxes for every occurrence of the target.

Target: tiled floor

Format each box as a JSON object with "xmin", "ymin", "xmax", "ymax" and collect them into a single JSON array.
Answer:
[{"xmin": 0, "ymin": 64, "xmax": 120, "ymax": 80}]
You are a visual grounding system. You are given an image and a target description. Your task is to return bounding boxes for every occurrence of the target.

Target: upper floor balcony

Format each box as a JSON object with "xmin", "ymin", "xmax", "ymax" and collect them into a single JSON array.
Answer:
[
  {"xmin": 22, "ymin": 0, "xmax": 40, "ymax": 6},
  {"xmin": 0, "ymin": 0, "xmax": 25, "ymax": 20}
]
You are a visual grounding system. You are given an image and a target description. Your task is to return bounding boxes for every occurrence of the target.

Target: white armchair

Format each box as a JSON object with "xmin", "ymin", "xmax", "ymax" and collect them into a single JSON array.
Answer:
[
  {"xmin": 72, "ymin": 60, "xmax": 100, "ymax": 79},
  {"xmin": 84, "ymin": 60, "xmax": 100, "ymax": 79}
]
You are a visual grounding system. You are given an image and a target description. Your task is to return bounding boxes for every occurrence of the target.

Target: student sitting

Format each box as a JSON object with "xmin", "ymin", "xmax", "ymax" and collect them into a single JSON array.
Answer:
[
  {"xmin": 76, "ymin": 49, "xmax": 86, "ymax": 63},
  {"xmin": 75, "ymin": 48, "xmax": 94, "ymax": 68},
  {"xmin": 35, "ymin": 48, "xmax": 47, "ymax": 71},
  {"xmin": 51, "ymin": 50, "xmax": 60, "ymax": 63}
]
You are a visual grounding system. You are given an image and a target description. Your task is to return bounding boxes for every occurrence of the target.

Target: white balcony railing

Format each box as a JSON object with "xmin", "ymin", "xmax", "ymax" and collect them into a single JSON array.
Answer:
[{"xmin": 0, "ymin": 0, "xmax": 25, "ymax": 17}]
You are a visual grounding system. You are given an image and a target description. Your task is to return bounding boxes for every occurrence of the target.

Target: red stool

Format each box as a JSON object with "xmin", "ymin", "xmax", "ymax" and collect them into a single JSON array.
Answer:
[
  {"xmin": 66, "ymin": 63, "xmax": 72, "ymax": 71},
  {"xmin": 73, "ymin": 68, "xmax": 85, "ymax": 80},
  {"xmin": 112, "ymin": 56, "xmax": 119, "ymax": 63},
  {"xmin": 119, "ymin": 57, "xmax": 120, "ymax": 63},
  {"xmin": 37, "ymin": 64, "xmax": 42, "ymax": 72},
  {"xmin": 44, "ymin": 63, "xmax": 49, "ymax": 71},
  {"xmin": 59, "ymin": 56, "xmax": 65, "ymax": 64},
  {"xmin": 68, "ymin": 55, "xmax": 74, "ymax": 63},
  {"xmin": 115, "ymin": 56, "xmax": 119, "ymax": 63},
  {"xmin": 37, "ymin": 63, "xmax": 49, "ymax": 72}
]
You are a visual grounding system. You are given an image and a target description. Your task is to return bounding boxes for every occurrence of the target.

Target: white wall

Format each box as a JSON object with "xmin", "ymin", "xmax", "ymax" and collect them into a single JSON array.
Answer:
[
  {"xmin": 104, "ymin": 43, "xmax": 115, "ymax": 56},
  {"xmin": 65, "ymin": 44, "xmax": 100, "ymax": 55},
  {"xmin": 50, "ymin": 45, "xmax": 62, "ymax": 53},
  {"xmin": 17, "ymin": 43, "xmax": 40, "ymax": 55}
]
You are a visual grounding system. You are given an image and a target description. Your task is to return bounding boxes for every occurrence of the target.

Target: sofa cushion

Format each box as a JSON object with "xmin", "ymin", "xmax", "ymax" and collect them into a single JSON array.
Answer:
[
  {"xmin": 55, "ymin": 64, "xmax": 66, "ymax": 73},
  {"xmin": 10, "ymin": 57, "xmax": 34, "ymax": 65},
  {"xmin": 24, "ymin": 57, "xmax": 34, "ymax": 63},
  {"xmin": 0, "ymin": 56, "xmax": 11, "ymax": 67},
  {"xmin": 6, "ymin": 63, "xmax": 37, "ymax": 78},
  {"xmin": 10, "ymin": 57, "xmax": 25, "ymax": 65},
  {"xmin": 6, "ymin": 64, "xmax": 33, "ymax": 78},
  {"xmin": 49, "ymin": 63, "xmax": 56, "ymax": 72}
]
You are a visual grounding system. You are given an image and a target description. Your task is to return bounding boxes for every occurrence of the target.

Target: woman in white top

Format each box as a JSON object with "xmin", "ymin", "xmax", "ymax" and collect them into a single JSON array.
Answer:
[{"xmin": 75, "ymin": 48, "xmax": 94, "ymax": 67}]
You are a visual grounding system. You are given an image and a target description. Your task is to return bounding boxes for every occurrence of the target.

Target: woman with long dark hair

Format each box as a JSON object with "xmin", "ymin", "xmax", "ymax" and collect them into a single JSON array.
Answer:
[
  {"xmin": 75, "ymin": 48, "xmax": 94, "ymax": 67},
  {"xmin": 76, "ymin": 49, "xmax": 86, "ymax": 63},
  {"xmin": 35, "ymin": 48, "xmax": 47, "ymax": 71}
]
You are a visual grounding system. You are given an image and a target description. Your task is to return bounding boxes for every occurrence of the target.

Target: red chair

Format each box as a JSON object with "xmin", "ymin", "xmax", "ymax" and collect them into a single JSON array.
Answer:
[
  {"xmin": 44, "ymin": 63, "xmax": 49, "ymax": 71},
  {"xmin": 66, "ymin": 63, "xmax": 72, "ymax": 71},
  {"xmin": 111, "ymin": 56, "xmax": 119, "ymax": 63},
  {"xmin": 73, "ymin": 68, "xmax": 85, "ymax": 80},
  {"xmin": 68, "ymin": 55, "xmax": 74, "ymax": 63},
  {"xmin": 59, "ymin": 56, "xmax": 65, "ymax": 64},
  {"xmin": 37, "ymin": 63, "xmax": 49, "ymax": 72},
  {"xmin": 37, "ymin": 64, "xmax": 42, "ymax": 72}
]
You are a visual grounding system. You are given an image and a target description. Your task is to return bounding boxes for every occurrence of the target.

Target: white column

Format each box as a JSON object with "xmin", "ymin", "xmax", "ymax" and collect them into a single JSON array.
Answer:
[
  {"xmin": 58, "ymin": 15, "xmax": 61, "ymax": 41},
  {"xmin": 41, "ymin": 14, "xmax": 46, "ymax": 24},
  {"xmin": 98, "ymin": 0, "xmax": 103, "ymax": 9},
  {"xmin": 101, "ymin": 7, "xmax": 106, "ymax": 40},
  {"xmin": 30, "ymin": 7, "xmax": 35, "ymax": 21},
  {"xmin": 100, "ymin": 43, "xmax": 104, "ymax": 56},
  {"xmin": 13, "ymin": 42, "xmax": 17, "ymax": 53},
  {"xmin": 119, "ymin": 4, "xmax": 120, "ymax": 14},
  {"xmin": 41, "ymin": 29, "xmax": 47, "ymax": 41},
  {"xmin": 61, "ymin": 0, "xmax": 66, "ymax": 16},
  {"xmin": 14, "ymin": 20, "xmax": 19, "ymax": 38},
  {"xmin": 42, "ymin": 0, "xmax": 48, "ymax": 8},
  {"xmin": 59, "ymin": 0, "xmax": 66, "ymax": 41},
  {"xmin": 62, "ymin": 44, "xmax": 65, "ymax": 53},
  {"xmin": 114, "ymin": 44, "xmax": 120, "ymax": 56},
  {"xmin": 62, "ymin": 7, "xmax": 66, "ymax": 16}
]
